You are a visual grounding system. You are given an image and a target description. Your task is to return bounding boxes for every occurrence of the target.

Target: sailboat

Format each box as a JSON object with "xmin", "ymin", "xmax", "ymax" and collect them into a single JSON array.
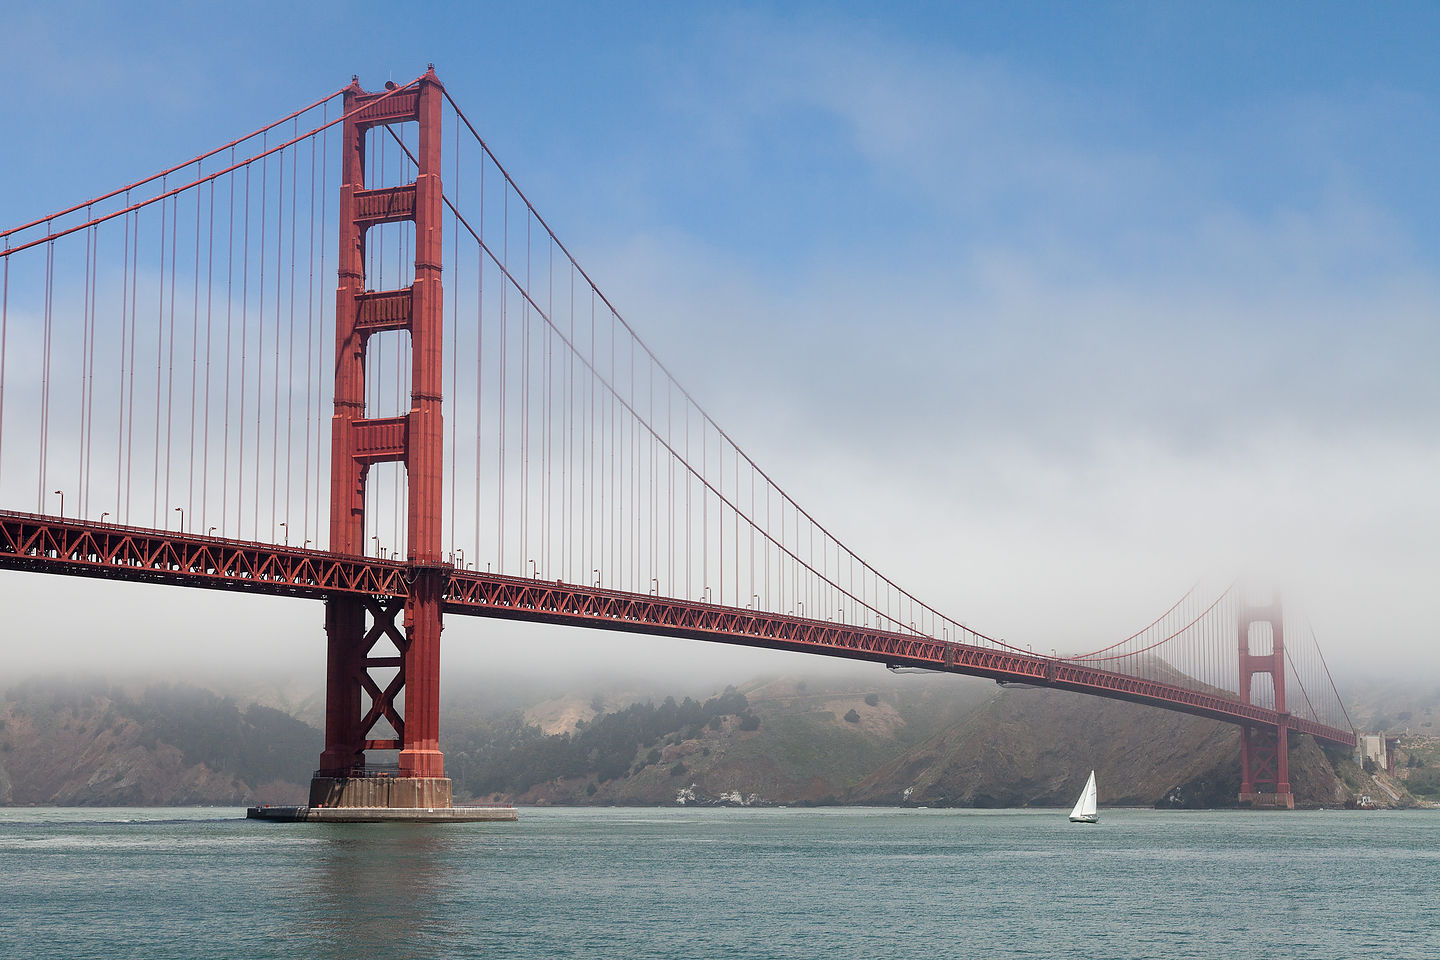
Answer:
[{"xmin": 1068, "ymin": 770, "xmax": 1099, "ymax": 823}]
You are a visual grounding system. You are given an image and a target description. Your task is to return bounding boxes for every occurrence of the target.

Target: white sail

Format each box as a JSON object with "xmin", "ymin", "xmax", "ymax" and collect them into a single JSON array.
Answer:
[{"xmin": 1068, "ymin": 770, "xmax": 1098, "ymax": 823}]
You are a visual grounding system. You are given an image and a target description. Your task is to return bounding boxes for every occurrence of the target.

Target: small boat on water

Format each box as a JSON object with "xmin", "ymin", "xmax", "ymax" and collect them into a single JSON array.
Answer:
[{"xmin": 1068, "ymin": 770, "xmax": 1099, "ymax": 823}]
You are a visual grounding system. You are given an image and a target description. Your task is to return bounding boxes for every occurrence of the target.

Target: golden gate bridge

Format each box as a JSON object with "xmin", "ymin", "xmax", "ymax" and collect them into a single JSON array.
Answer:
[{"xmin": 0, "ymin": 69, "xmax": 1353, "ymax": 815}]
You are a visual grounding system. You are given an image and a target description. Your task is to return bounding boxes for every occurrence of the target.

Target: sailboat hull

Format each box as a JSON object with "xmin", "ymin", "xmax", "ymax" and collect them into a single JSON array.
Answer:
[{"xmin": 1068, "ymin": 814, "xmax": 1098, "ymax": 823}]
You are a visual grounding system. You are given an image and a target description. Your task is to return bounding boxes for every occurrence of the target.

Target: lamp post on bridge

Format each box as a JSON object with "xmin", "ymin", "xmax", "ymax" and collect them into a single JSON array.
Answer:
[
  {"xmin": 279, "ymin": 521, "xmax": 288, "ymax": 545},
  {"xmin": 52, "ymin": 490, "xmax": 64, "ymax": 519},
  {"xmin": 173, "ymin": 506, "xmax": 184, "ymax": 533}
]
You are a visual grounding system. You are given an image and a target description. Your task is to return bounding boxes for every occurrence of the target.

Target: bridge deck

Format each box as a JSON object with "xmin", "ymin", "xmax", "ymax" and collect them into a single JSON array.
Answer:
[{"xmin": 0, "ymin": 511, "xmax": 1355, "ymax": 747}]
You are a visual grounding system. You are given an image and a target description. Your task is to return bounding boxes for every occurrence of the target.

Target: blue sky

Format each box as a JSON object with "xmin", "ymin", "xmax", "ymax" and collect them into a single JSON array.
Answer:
[{"xmin": 3, "ymin": 2, "xmax": 1437, "ymax": 680}]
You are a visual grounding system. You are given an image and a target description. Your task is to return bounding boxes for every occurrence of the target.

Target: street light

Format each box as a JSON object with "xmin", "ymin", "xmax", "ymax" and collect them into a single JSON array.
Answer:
[
  {"xmin": 529, "ymin": 558, "xmax": 537, "ymax": 578},
  {"xmin": 209, "ymin": 526, "xmax": 217, "ymax": 536},
  {"xmin": 372, "ymin": 535, "xmax": 380, "ymax": 557},
  {"xmin": 53, "ymin": 490, "xmax": 64, "ymax": 519},
  {"xmin": 279, "ymin": 521, "xmax": 288, "ymax": 545},
  {"xmin": 101, "ymin": 512, "xmax": 110, "ymax": 523},
  {"xmin": 651, "ymin": 577, "xmax": 659, "ymax": 595},
  {"xmin": 174, "ymin": 506, "xmax": 184, "ymax": 533},
  {"xmin": 456, "ymin": 548, "xmax": 464, "ymax": 569},
  {"xmin": 593, "ymin": 568, "xmax": 600, "ymax": 587}
]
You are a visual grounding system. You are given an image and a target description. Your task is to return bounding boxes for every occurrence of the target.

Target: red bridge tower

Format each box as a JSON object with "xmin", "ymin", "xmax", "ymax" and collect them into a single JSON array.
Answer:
[
  {"xmin": 311, "ymin": 69, "xmax": 452, "ymax": 810},
  {"xmin": 1237, "ymin": 597, "xmax": 1294, "ymax": 809}
]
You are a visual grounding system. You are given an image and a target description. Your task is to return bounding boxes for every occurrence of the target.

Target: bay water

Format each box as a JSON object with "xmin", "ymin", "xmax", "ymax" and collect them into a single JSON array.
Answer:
[{"xmin": 1, "ymin": 806, "xmax": 1435, "ymax": 958}]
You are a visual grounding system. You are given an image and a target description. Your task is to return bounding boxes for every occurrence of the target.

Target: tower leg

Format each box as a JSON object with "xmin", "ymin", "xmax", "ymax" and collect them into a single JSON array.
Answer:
[
  {"xmin": 309, "ymin": 589, "xmax": 452, "ymax": 810},
  {"xmin": 1240, "ymin": 725, "xmax": 1255, "ymax": 797},
  {"xmin": 317, "ymin": 597, "xmax": 366, "ymax": 776},
  {"xmin": 1275, "ymin": 722, "xmax": 1292, "ymax": 799},
  {"xmin": 1238, "ymin": 723, "xmax": 1294, "ymax": 809},
  {"xmin": 398, "ymin": 569, "xmax": 445, "ymax": 779}
]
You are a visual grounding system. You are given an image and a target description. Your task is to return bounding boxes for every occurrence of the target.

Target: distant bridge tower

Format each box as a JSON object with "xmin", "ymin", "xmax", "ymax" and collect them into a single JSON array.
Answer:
[
  {"xmin": 312, "ymin": 68, "xmax": 452, "ymax": 809},
  {"xmin": 1237, "ymin": 596, "xmax": 1293, "ymax": 809}
]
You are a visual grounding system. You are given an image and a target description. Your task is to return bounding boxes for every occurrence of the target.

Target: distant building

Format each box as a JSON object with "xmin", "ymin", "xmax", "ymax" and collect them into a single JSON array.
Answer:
[{"xmin": 1356, "ymin": 733, "xmax": 1400, "ymax": 775}]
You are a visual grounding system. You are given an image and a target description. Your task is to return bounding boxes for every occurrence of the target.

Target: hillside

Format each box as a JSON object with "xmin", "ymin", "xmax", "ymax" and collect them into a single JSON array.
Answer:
[
  {"xmin": 0, "ymin": 672, "xmax": 1418, "ymax": 809},
  {"xmin": 457, "ymin": 674, "xmax": 993, "ymax": 806},
  {"xmin": 1332, "ymin": 676, "xmax": 1440, "ymax": 803},
  {"xmin": 849, "ymin": 685, "xmax": 1359, "ymax": 808},
  {"xmin": 447, "ymin": 675, "xmax": 1390, "ymax": 809},
  {"xmin": 0, "ymin": 679, "xmax": 318, "ymax": 805}
]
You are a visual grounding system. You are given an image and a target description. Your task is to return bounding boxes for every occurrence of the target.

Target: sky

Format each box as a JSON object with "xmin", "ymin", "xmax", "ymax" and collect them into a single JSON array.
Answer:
[{"xmin": 1, "ymin": 1, "xmax": 1437, "ymax": 691}]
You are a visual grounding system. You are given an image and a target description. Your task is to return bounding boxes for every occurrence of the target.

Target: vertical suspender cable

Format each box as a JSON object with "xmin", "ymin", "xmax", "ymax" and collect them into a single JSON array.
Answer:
[
  {"xmin": 189, "ymin": 172, "xmax": 202, "ymax": 522},
  {"xmin": 164, "ymin": 187, "xmax": 178, "ymax": 525},
  {"xmin": 255, "ymin": 146, "xmax": 269, "ymax": 539},
  {"xmin": 150, "ymin": 191, "xmax": 167, "ymax": 522},
  {"xmin": 543, "ymin": 235, "xmax": 552, "ymax": 576},
  {"xmin": 474, "ymin": 143, "xmax": 484, "ymax": 563},
  {"xmin": 116, "ymin": 208, "xmax": 130, "ymax": 517},
  {"xmin": 78, "ymin": 224, "xmax": 93, "ymax": 515},
  {"xmin": 238, "ymin": 164, "xmax": 251, "ymax": 533},
  {"xmin": 449, "ymin": 125, "xmax": 460, "ymax": 556},
  {"xmin": 125, "ymin": 208, "xmax": 139, "ymax": 521},
  {"xmin": 270, "ymin": 145, "xmax": 285, "ymax": 540},
  {"xmin": 521, "ymin": 211, "xmax": 530, "ymax": 574},
  {"xmin": 84, "ymin": 223, "xmax": 99, "ymax": 515},
  {"xmin": 302, "ymin": 129, "xmax": 315, "ymax": 544},
  {"xmin": 202, "ymin": 179, "xmax": 215, "ymax": 534},
  {"xmin": 285, "ymin": 124, "xmax": 299, "ymax": 538},
  {"xmin": 39, "ymin": 240, "xmax": 54, "ymax": 511},
  {"xmin": 498, "ymin": 183, "xmax": 508, "ymax": 569},
  {"xmin": 315, "ymin": 114, "xmax": 329, "ymax": 546},
  {"xmin": 0, "ymin": 252, "xmax": 7, "ymax": 485},
  {"xmin": 222, "ymin": 163, "xmax": 235, "ymax": 535}
]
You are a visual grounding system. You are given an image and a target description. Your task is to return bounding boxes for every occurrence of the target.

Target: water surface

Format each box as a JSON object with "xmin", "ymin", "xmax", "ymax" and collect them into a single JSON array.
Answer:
[{"xmin": 1, "ymin": 806, "xmax": 1433, "ymax": 958}]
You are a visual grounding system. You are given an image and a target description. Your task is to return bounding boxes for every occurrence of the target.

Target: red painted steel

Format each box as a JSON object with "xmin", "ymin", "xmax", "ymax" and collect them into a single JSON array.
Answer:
[
  {"xmin": 355, "ymin": 288, "xmax": 414, "ymax": 334},
  {"xmin": 0, "ymin": 511, "xmax": 1354, "ymax": 750},
  {"xmin": 440, "ymin": 569, "xmax": 1353, "ymax": 746},
  {"xmin": 320, "ymin": 68, "xmax": 447, "ymax": 779},
  {"xmin": 0, "ymin": 511, "xmax": 410, "ymax": 598},
  {"xmin": 1238, "ymin": 599, "xmax": 1293, "ymax": 800}
]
